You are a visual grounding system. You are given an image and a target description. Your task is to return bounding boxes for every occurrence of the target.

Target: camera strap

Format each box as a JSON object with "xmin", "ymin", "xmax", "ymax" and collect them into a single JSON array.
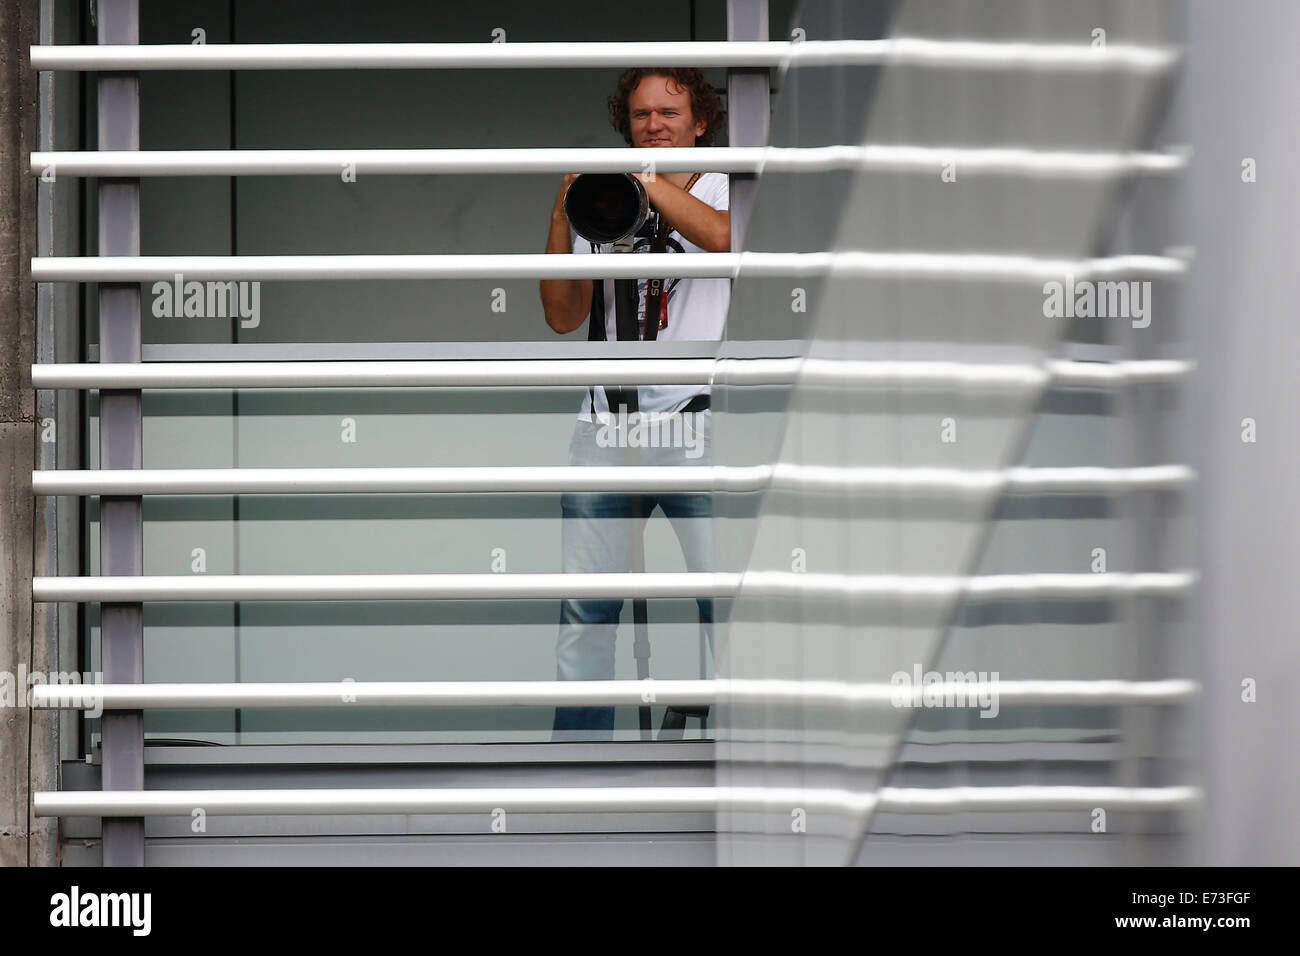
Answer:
[
  {"xmin": 643, "ymin": 171, "xmax": 700, "ymax": 343},
  {"xmin": 586, "ymin": 245, "xmax": 640, "ymax": 419},
  {"xmin": 586, "ymin": 172, "xmax": 701, "ymax": 417}
]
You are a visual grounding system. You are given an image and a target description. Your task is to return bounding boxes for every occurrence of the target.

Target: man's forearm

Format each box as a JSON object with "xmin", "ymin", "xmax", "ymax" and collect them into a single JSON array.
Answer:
[
  {"xmin": 540, "ymin": 213, "xmax": 584, "ymax": 333},
  {"xmin": 640, "ymin": 176, "xmax": 730, "ymax": 252}
]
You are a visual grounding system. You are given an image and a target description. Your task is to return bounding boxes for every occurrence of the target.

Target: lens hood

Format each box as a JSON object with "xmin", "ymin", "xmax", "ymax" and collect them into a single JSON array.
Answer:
[{"xmin": 563, "ymin": 173, "xmax": 650, "ymax": 244}]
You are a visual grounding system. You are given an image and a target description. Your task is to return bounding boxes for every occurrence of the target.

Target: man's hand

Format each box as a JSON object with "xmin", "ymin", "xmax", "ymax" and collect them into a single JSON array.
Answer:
[{"xmin": 551, "ymin": 173, "xmax": 581, "ymax": 224}]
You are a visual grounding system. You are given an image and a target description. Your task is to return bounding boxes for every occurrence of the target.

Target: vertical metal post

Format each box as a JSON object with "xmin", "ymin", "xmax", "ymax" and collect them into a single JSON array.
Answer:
[
  {"xmin": 96, "ymin": 0, "xmax": 144, "ymax": 866},
  {"xmin": 716, "ymin": 0, "xmax": 769, "ymax": 756},
  {"xmin": 726, "ymin": 0, "xmax": 769, "ymax": 252}
]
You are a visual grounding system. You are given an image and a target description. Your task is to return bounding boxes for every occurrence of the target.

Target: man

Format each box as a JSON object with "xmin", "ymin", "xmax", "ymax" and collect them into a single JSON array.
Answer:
[{"xmin": 540, "ymin": 68, "xmax": 729, "ymax": 740}]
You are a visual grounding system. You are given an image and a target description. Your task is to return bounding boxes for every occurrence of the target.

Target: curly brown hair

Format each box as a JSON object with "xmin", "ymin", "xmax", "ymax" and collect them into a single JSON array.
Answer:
[{"xmin": 607, "ymin": 68, "xmax": 726, "ymax": 147}]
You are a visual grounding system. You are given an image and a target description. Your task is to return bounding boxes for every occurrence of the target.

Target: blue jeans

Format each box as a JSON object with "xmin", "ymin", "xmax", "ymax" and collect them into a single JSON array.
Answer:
[{"xmin": 553, "ymin": 411, "xmax": 714, "ymax": 740}]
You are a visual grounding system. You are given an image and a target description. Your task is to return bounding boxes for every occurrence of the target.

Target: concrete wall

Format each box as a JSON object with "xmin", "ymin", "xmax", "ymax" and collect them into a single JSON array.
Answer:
[
  {"xmin": 1, "ymin": 0, "xmax": 58, "ymax": 867},
  {"xmin": 1185, "ymin": 0, "xmax": 1300, "ymax": 867}
]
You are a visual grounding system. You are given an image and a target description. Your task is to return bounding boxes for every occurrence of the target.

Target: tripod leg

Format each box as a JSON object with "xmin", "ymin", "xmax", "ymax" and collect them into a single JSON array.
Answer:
[
  {"xmin": 634, "ymin": 597, "xmax": 651, "ymax": 738},
  {"xmin": 629, "ymin": 493, "xmax": 652, "ymax": 740}
]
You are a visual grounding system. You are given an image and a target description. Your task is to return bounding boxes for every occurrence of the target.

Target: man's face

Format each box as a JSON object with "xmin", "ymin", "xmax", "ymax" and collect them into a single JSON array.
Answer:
[{"xmin": 628, "ymin": 74, "xmax": 707, "ymax": 148}]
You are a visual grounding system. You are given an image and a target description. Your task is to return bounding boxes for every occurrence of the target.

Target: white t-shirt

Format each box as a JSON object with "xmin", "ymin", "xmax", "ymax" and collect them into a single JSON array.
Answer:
[{"xmin": 572, "ymin": 172, "xmax": 730, "ymax": 423}]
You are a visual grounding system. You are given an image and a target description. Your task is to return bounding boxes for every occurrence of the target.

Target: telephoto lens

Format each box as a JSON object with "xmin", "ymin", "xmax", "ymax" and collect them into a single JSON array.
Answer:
[{"xmin": 563, "ymin": 173, "xmax": 650, "ymax": 244}]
